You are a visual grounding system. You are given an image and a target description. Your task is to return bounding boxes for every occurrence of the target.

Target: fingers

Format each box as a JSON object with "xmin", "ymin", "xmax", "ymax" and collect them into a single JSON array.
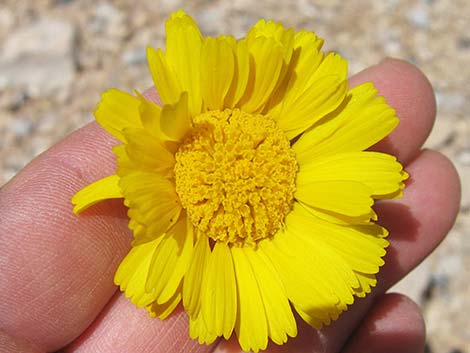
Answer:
[
  {"xmin": 0, "ymin": 123, "xmax": 131, "ymax": 351},
  {"xmin": 350, "ymin": 58, "xmax": 436, "ymax": 164},
  {"xmin": 342, "ymin": 293, "xmax": 426, "ymax": 353}
]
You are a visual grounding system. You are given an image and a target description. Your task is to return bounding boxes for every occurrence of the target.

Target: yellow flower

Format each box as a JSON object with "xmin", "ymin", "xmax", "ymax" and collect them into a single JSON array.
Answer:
[{"xmin": 72, "ymin": 10, "xmax": 407, "ymax": 352}]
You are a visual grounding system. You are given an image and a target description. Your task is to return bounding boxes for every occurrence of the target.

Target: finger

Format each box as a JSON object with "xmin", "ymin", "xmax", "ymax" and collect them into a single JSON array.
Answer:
[
  {"xmin": 341, "ymin": 293, "xmax": 425, "ymax": 353},
  {"xmin": 0, "ymin": 330, "xmax": 41, "ymax": 353},
  {"xmin": 350, "ymin": 58, "xmax": 436, "ymax": 164},
  {"xmin": 0, "ymin": 123, "xmax": 131, "ymax": 352},
  {"xmin": 320, "ymin": 149, "xmax": 460, "ymax": 352}
]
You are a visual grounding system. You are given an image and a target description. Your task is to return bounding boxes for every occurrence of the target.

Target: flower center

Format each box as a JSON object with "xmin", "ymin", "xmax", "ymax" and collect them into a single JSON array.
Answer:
[{"xmin": 174, "ymin": 109, "xmax": 298, "ymax": 247}]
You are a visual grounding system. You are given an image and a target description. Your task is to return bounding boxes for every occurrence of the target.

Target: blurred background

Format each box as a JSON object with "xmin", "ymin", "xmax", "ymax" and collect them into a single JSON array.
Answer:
[{"xmin": 0, "ymin": 0, "xmax": 468, "ymax": 352}]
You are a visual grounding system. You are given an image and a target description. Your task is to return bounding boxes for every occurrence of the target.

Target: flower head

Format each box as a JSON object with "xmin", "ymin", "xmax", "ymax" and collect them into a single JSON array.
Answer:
[{"xmin": 72, "ymin": 10, "xmax": 407, "ymax": 352}]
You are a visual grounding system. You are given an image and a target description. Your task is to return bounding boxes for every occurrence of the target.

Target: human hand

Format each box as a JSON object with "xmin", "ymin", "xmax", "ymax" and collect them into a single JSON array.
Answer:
[{"xmin": 0, "ymin": 58, "xmax": 460, "ymax": 353}]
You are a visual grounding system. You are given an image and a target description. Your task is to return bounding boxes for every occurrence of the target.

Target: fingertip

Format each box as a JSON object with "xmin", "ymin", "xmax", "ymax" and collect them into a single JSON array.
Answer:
[
  {"xmin": 408, "ymin": 149, "xmax": 461, "ymax": 233},
  {"xmin": 350, "ymin": 57, "xmax": 436, "ymax": 163},
  {"xmin": 377, "ymin": 293, "xmax": 426, "ymax": 344},
  {"xmin": 342, "ymin": 293, "xmax": 426, "ymax": 353},
  {"xmin": 379, "ymin": 57, "xmax": 436, "ymax": 126},
  {"xmin": 352, "ymin": 57, "xmax": 437, "ymax": 123}
]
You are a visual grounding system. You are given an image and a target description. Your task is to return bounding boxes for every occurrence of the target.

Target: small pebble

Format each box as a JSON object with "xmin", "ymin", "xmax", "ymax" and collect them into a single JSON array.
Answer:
[
  {"xmin": 457, "ymin": 37, "xmax": 470, "ymax": 50},
  {"xmin": 8, "ymin": 118, "xmax": 34, "ymax": 137},
  {"xmin": 456, "ymin": 148, "xmax": 470, "ymax": 166},
  {"xmin": 122, "ymin": 47, "xmax": 147, "ymax": 66},
  {"xmin": 406, "ymin": 6, "xmax": 429, "ymax": 28}
]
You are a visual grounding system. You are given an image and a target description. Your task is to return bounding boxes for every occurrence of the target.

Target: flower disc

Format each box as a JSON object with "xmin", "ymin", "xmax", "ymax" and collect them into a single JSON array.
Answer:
[{"xmin": 175, "ymin": 109, "xmax": 298, "ymax": 246}]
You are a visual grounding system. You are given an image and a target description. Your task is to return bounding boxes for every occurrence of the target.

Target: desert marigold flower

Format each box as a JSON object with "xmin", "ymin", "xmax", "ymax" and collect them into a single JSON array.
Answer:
[{"xmin": 72, "ymin": 10, "xmax": 408, "ymax": 352}]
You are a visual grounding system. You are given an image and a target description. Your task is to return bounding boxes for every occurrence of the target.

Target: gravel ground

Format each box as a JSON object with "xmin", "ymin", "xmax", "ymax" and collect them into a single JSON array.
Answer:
[{"xmin": 0, "ymin": 1, "xmax": 468, "ymax": 352}]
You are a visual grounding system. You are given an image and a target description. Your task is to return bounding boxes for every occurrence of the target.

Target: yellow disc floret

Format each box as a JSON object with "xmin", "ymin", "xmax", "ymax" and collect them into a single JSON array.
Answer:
[{"xmin": 174, "ymin": 109, "xmax": 298, "ymax": 246}]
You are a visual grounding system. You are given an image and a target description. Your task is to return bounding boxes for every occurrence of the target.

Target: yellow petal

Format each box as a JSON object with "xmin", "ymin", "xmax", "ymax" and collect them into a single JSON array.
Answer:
[
  {"xmin": 94, "ymin": 89, "xmax": 142, "ymax": 142},
  {"xmin": 246, "ymin": 19, "xmax": 295, "ymax": 63},
  {"xmin": 165, "ymin": 10, "xmax": 203, "ymax": 116},
  {"xmin": 297, "ymin": 151, "xmax": 407, "ymax": 197},
  {"xmin": 231, "ymin": 246, "xmax": 268, "ymax": 353},
  {"xmin": 201, "ymin": 242, "xmax": 237, "ymax": 339},
  {"xmin": 265, "ymin": 48, "xmax": 323, "ymax": 119},
  {"xmin": 313, "ymin": 222, "xmax": 388, "ymax": 275},
  {"xmin": 248, "ymin": 20, "xmax": 295, "ymax": 114},
  {"xmin": 270, "ymin": 203, "xmax": 389, "ymax": 315},
  {"xmin": 147, "ymin": 46, "xmax": 182, "ymax": 105},
  {"xmin": 121, "ymin": 128, "xmax": 175, "ymax": 176},
  {"xmin": 353, "ymin": 272, "xmax": 378, "ymax": 297},
  {"xmin": 247, "ymin": 19, "xmax": 285, "ymax": 41},
  {"xmin": 146, "ymin": 288, "xmax": 182, "ymax": 319},
  {"xmin": 244, "ymin": 246, "xmax": 297, "ymax": 345},
  {"xmin": 267, "ymin": 44, "xmax": 345, "ymax": 124},
  {"xmin": 189, "ymin": 309, "xmax": 218, "ymax": 345},
  {"xmin": 277, "ymin": 75, "xmax": 348, "ymax": 139},
  {"xmin": 295, "ymin": 180, "xmax": 374, "ymax": 219},
  {"xmin": 201, "ymin": 37, "xmax": 235, "ymax": 111},
  {"xmin": 310, "ymin": 52, "xmax": 348, "ymax": 84},
  {"xmin": 137, "ymin": 90, "xmax": 190, "ymax": 144},
  {"xmin": 114, "ymin": 238, "xmax": 161, "ymax": 308},
  {"xmin": 239, "ymin": 37, "xmax": 285, "ymax": 113},
  {"xmin": 260, "ymin": 227, "xmax": 338, "ymax": 326},
  {"xmin": 113, "ymin": 144, "xmax": 134, "ymax": 176},
  {"xmin": 183, "ymin": 234, "xmax": 210, "ymax": 316},
  {"xmin": 294, "ymin": 82, "xmax": 399, "ymax": 161},
  {"xmin": 145, "ymin": 216, "xmax": 194, "ymax": 304},
  {"xmin": 288, "ymin": 203, "xmax": 387, "ymax": 276},
  {"xmin": 160, "ymin": 92, "xmax": 191, "ymax": 142},
  {"xmin": 261, "ymin": 203, "xmax": 380, "ymax": 326},
  {"xmin": 128, "ymin": 217, "xmax": 147, "ymax": 240},
  {"xmin": 297, "ymin": 201, "xmax": 377, "ymax": 226},
  {"xmin": 224, "ymin": 39, "xmax": 250, "ymax": 108},
  {"xmin": 136, "ymin": 90, "xmax": 163, "ymax": 136},
  {"xmin": 119, "ymin": 172, "xmax": 182, "ymax": 245},
  {"xmin": 295, "ymin": 307, "xmax": 326, "ymax": 330},
  {"xmin": 72, "ymin": 174, "xmax": 122, "ymax": 214},
  {"xmin": 293, "ymin": 30, "xmax": 324, "ymax": 53}
]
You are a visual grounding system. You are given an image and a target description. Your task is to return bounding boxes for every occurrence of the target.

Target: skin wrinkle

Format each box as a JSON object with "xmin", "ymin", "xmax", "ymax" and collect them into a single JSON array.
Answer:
[
  {"xmin": 63, "ymin": 296, "xmax": 207, "ymax": 353},
  {"xmin": 0, "ymin": 59, "xmax": 459, "ymax": 353},
  {"xmin": 0, "ymin": 330, "xmax": 42, "ymax": 353}
]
